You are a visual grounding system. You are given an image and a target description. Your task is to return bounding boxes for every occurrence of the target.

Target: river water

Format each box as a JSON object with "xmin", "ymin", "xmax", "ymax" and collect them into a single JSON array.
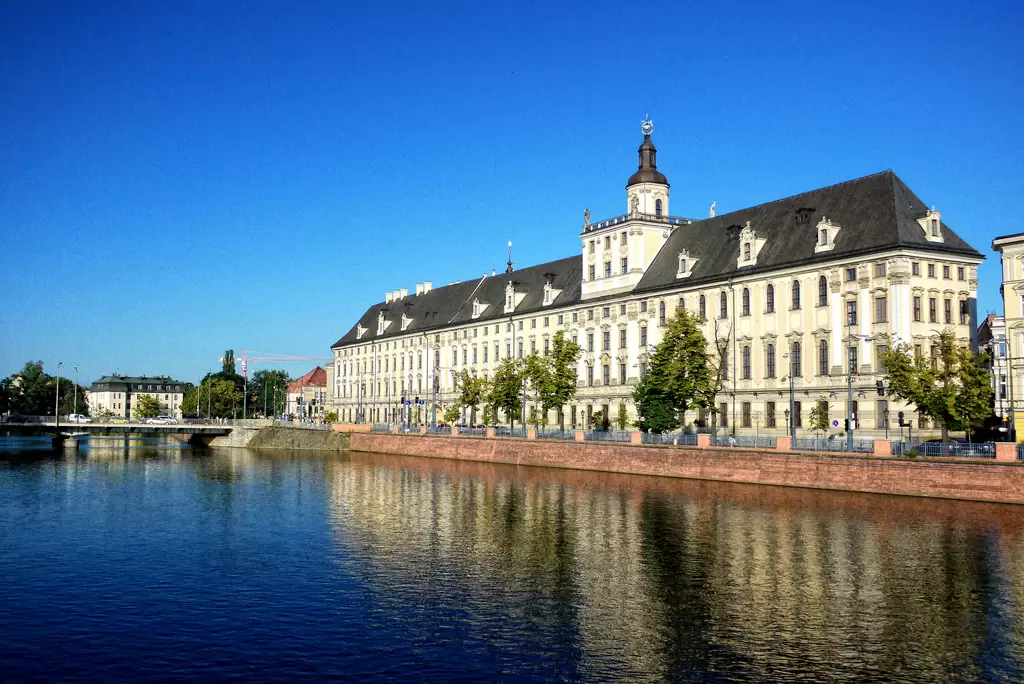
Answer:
[{"xmin": 1, "ymin": 436, "xmax": 1022, "ymax": 682}]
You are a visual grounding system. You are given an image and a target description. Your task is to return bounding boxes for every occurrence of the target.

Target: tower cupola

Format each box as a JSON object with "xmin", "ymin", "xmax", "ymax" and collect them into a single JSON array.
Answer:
[
  {"xmin": 627, "ymin": 117, "xmax": 669, "ymax": 187},
  {"xmin": 624, "ymin": 116, "xmax": 670, "ymax": 217}
]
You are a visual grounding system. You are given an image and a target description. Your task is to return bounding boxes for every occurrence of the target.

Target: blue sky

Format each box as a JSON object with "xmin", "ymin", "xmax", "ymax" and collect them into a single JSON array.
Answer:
[{"xmin": 2, "ymin": 0, "xmax": 1022, "ymax": 385}]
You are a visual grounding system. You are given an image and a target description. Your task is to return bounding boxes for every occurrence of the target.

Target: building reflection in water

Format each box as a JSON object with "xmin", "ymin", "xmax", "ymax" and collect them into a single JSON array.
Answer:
[{"xmin": 320, "ymin": 451, "xmax": 1024, "ymax": 682}]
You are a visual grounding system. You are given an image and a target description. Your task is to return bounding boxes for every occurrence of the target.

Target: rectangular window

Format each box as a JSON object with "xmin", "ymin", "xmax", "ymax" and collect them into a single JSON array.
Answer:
[
  {"xmin": 640, "ymin": 301, "xmax": 648, "ymax": 313},
  {"xmin": 620, "ymin": 329, "xmax": 627, "ymax": 348},
  {"xmin": 957, "ymin": 266, "xmax": 965, "ymax": 281},
  {"xmin": 483, "ymin": 346, "xmax": 488, "ymax": 362},
  {"xmin": 928, "ymin": 263, "xmax": 935, "ymax": 278},
  {"xmin": 943, "ymin": 265, "xmax": 951, "ymax": 279},
  {"xmin": 604, "ymin": 262, "xmax": 612, "ymax": 278},
  {"xmin": 602, "ymin": 331, "xmax": 610, "ymax": 350},
  {"xmin": 929, "ymin": 298, "xmax": 937, "ymax": 323},
  {"xmin": 506, "ymin": 342, "xmax": 511, "ymax": 357},
  {"xmin": 912, "ymin": 262, "xmax": 920, "ymax": 276},
  {"xmin": 913, "ymin": 296, "xmax": 922, "ymax": 322},
  {"xmin": 603, "ymin": 307, "xmax": 610, "ymax": 318},
  {"xmin": 846, "ymin": 300, "xmax": 857, "ymax": 326},
  {"xmin": 588, "ymin": 265, "xmax": 595, "ymax": 280},
  {"xmin": 531, "ymin": 319, "xmax": 536, "ymax": 328},
  {"xmin": 587, "ymin": 333, "xmax": 594, "ymax": 352},
  {"xmin": 875, "ymin": 345, "xmax": 887, "ymax": 371},
  {"xmin": 742, "ymin": 402, "xmax": 751, "ymax": 428},
  {"xmin": 944, "ymin": 299, "xmax": 952, "ymax": 324},
  {"xmin": 589, "ymin": 240, "xmax": 595, "ymax": 254},
  {"xmin": 602, "ymin": 364, "xmax": 610, "ymax": 385},
  {"xmin": 960, "ymin": 300, "xmax": 969, "ymax": 325},
  {"xmin": 588, "ymin": 309, "xmax": 594, "ymax": 321},
  {"xmin": 517, "ymin": 341, "xmax": 523, "ymax": 358},
  {"xmin": 742, "ymin": 345, "xmax": 751, "ymax": 379},
  {"xmin": 494, "ymin": 343, "xmax": 499, "ymax": 360},
  {"xmin": 852, "ymin": 400, "xmax": 859, "ymax": 428},
  {"xmin": 604, "ymin": 236, "xmax": 611, "ymax": 249},
  {"xmin": 874, "ymin": 263, "xmax": 886, "ymax": 277},
  {"xmin": 848, "ymin": 346, "xmax": 858, "ymax": 374},
  {"xmin": 640, "ymin": 327, "xmax": 648, "ymax": 347},
  {"xmin": 572, "ymin": 312, "xmax": 578, "ymax": 323},
  {"xmin": 463, "ymin": 348, "xmax": 468, "ymax": 364},
  {"xmin": 544, "ymin": 317, "xmax": 549, "ymax": 327},
  {"xmin": 620, "ymin": 304, "xmax": 626, "ymax": 315},
  {"xmin": 875, "ymin": 400, "xmax": 889, "ymax": 429},
  {"xmin": 874, "ymin": 297, "xmax": 887, "ymax": 323},
  {"xmin": 557, "ymin": 314, "xmax": 563, "ymax": 325},
  {"xmin": 794, "ymin": 401, "xmax": 802, "ymax": 428},
  {"xmin": 621, "ymin": 231, "xmax": 626, "ymax": 244},
  {"xmin": 530, "ymin": 340, "xmax": 536, "ymax": 353},
  {"xmin": 621, "ymin": 257, "xmax": 628, "ymax": 273},
  {"xmin": 620, "ymin": 363, "xmax": 627, "ymax": 384},
  {"xmin": 587, "ymin": 365, "xmax": 593, "ymax": 386},
  {"xmin": 846, "ymin": 268, "xmax": 857, "ymax": 281},
  {"xmin": 766, "ymin": 402, "xmax": 776, "ymax": 428},
  {"xmin": 719, "ymin": 403, "xmax": 728, "ymax": 428}
]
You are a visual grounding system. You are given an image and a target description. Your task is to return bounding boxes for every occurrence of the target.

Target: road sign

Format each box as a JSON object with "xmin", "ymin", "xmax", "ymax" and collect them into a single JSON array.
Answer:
[{"xmin": 832, "ymin": 419, "xmax": 839, "ymax": 427}]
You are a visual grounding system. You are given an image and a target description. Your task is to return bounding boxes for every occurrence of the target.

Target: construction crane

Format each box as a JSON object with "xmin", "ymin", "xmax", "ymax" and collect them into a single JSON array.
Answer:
[
  {"xmin": 218, "ymin": 350, "xmax": 333, "ymax": 377},
  {"xmin": 216, "ymin": 350, "xmax": 333, "ymax": 420}
]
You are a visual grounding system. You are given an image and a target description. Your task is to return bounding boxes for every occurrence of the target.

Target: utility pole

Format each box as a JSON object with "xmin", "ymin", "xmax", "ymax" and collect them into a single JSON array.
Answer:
[{"xmin": 73, "ymin": 366, "xmax": 79, "ymax": 416}]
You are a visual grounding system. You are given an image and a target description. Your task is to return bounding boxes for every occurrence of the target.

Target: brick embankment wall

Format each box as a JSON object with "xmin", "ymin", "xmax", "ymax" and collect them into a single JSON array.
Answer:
[
  {"xmin": 213, "ymin": 426, "xmax": 350, "ymax": 451},
  {"xmin": 348, "ymin": 433, "xmax": 1024, "ymax": 505}
]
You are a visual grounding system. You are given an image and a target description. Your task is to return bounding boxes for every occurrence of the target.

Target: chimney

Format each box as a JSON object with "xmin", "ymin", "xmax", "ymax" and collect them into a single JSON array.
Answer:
[
  {"xmin": 392, "ymin": 289, "xmax": 400, "ymax": 301},
  {"xmin": 400, "ymin": 287, "xmax": 408, "ymax": 298},
  {"xmin": 424, "ymin": 281, "xmax": 432, "ymax": 293},
  {"xmin": 385, "ymin": 292, "xmax": 394, "ymax": 303},
  {"xmin": 491, "ymin": 269, "xmax": 496, "ymax": 276},
  {"xmin": 415, "ymin": 283, "xmax": 424, "ymax": 295}
]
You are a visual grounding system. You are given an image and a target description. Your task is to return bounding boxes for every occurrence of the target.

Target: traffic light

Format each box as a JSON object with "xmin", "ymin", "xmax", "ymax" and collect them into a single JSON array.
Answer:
[
  {"xmin": 876, "ymin": 380, "xmax": 885, "ymax": 396},
  {"xmin": 844, "ymin": 418, "xmax": 850, "ymax": 432},
  {"xmin": 415, "ymin": 396, "xmax": 419, "ymax": 404},
  {"xmin": 400, "ymin": 396, "xmax": 405, "ymax": 405}
]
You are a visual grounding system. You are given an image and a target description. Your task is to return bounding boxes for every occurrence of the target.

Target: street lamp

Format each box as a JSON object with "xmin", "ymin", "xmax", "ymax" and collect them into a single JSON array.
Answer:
[
  {"xmin": 55, "ymin": 361, "xmax": 62, "ymax": 427},
  {"xmin": 782, "ymin": 352, "xmax": 795, "ymax": 440},
  {"xmin": 883, "ymin": 409, "xmax": 890, "ymax": 440},
  {"xmin": 73, "ymin": 365, "xmax": 79, "ymax": 416}
]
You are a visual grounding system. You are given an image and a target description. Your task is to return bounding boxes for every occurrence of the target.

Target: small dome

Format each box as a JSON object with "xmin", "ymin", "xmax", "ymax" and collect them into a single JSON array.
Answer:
[{"xmin": 626, "ymin": 134, "xmax": 669, "ymax": 187}]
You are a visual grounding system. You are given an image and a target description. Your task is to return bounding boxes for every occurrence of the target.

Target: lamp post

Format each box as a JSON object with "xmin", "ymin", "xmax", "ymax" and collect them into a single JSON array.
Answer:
[
  {"xmin": 73, "ymin": 365, "xmax": 79, "ymax": 416},
  {"xmin": 846, "ymin": 307, "xmax": 856, "ymax": 451},
  {"xmin": 883, "ymin": 409, "xmax": 890, "ymax": 440},
  {"xmin": 207, "ymin": 370, "xmax": 212, "ymax": 420},
  {"xmin": 729, "ymin": 278, "xmax": 736, "ymax": 436},
  {"xmin": 55, "ymin": 361, "xmax": 63, "ymax": 427},
  {"xmin": 783, "ymin": 353, "xmax": 795, "ymax": 440}
]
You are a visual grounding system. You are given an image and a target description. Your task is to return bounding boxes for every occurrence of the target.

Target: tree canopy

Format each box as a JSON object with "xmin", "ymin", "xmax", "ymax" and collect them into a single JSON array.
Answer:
[
  {"xmin": 2, "ymin": 361, "xmax": 90, "ymax": 417},
  {"xmin": 454, "ymin": 369, "xmax": 489, "ymax": 425},
  {"xmin": 632, "ymin": 309, "xmax": 715, "ymax": 433},
  {"xmin": 879, "ymin": 329, "xmax": 993, "ymax": 439},
  {"xmin": 133, "ymin": 395, "xmax": 163, "ymax": 420},
  {"xmin": 489, "ymin": 357, "xmax": 525, "ymax": 427}
]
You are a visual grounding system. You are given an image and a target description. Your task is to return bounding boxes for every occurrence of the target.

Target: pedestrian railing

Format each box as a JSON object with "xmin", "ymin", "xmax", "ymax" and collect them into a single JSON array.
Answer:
[
  {"xmin": 584, "ymin": 430, "xmax": 632, "ymax": 443},
  {"xmin": 371, "ymin": 423, "xmax": 392, "ymax": 433},
  {"xmin": 793, "ymin": 437, "xmax": 874, "ymax": 453},
  {"xmin": 892, "ymin": 441, "xmax": 996, "ymax": 458},
  {"xmin": 1018, "ymin": 444, "xmax": 1024, "ymax": 461},
  {"xmin": 640, "ymin": 432, "xmax": 698, "ymax": 445},
  {"xmin": 426, "ymin": 425, "xmax": 450, "ymax": 435},
  {"xmin": 713, "ymin": 435, "xmax": 777, "ymax": 449},
  {"xmin": 459, "ymin": 427, "xmax": 487, "ymax": 436},
  {"xmin": 536, "ymin": 429, "xmax": 575, "ymax": 440},
  {"xmin": 494, "ymin": 427, "xmax": 527, "ymax": 438}
]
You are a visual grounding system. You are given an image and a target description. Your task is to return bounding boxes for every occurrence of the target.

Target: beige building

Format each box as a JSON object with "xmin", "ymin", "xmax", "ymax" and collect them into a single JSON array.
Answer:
[
  {"xmin": 991, "ymin": 233, "xmax": 1024, "ymax": 439},
  {"xmin": 330, "ymin": 119, "xmax": 983, "ymax": 437},
  {"xmin": 90, "ymin": 375, "xmax": 185, "ymax": 419},
  {"xmin": 286, "ymin": 366, "xmax": 328, "ymax": 420}
]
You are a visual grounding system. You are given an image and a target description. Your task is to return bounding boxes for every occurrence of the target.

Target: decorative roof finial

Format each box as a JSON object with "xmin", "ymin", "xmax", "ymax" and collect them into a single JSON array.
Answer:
[
  {"xmin": 641, "ymin": 115, "xmax": 654, "ymax": 137},
  {"xmin": 506, "ymin": 240, "xmax": 514, "ymax": 273}
]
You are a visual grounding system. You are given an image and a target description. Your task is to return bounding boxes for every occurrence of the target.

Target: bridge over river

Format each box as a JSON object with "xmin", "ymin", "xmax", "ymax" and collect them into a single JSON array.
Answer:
[{"xmin": 0, "ymin": 420, "xmax": 233, "ymax": 448}]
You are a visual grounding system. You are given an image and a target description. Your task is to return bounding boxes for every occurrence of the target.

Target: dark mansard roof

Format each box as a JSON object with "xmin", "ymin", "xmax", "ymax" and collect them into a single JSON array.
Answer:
[{"xmin": 332, "ymin": 170, "xmax": 982, "ymax": 349}]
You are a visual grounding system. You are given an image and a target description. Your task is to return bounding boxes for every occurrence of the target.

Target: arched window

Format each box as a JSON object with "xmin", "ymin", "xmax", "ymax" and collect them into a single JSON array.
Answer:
[
  {"xmin": 791, "ymin": 341, "xmax": 802, "ymax": 377},
  {"xmin": 659, "ymin": 301, "xmax": 666, "ymax": 326},
  {"xmin": 766, "ymin": 344, "xmax": 776, "ymax": 378},
  {"xmin": 931, "ymin": 218, "xmax": 938, "ymax": 236},
  {"xmin": 792, "ymin": 280, "xmax": 801, "ymax": 310},
  {"xmin": 678, "ymin": 254, "xmax": 688, "ymax": 274},
  {"xmin": 819, "ymin": 339, "xmax": 829, "ymax": 376},
  {"xmin": 699, "ymin": 294, "xmax": 706, "ymax": 319},
  {"xmin": 655, "ymin": 198, "xmax": 663, "ymax": 217},
  {"xmin": 720, "ymin": 291, "xmax": 728, "ymax": 319},
  {"xmin": 766, "ymin": 284, "xmax": 775, "ymax": 313},
  {"xmin": 742, "ymin": 288, "xmax": 750, "ymax": 316},
  {"xmin": 818, "ymin": 275, "xmax": 828, "ymax": 306},
  {"xmin": 743, "ymin": 242, "xmax": 752, "ymax": 261}
]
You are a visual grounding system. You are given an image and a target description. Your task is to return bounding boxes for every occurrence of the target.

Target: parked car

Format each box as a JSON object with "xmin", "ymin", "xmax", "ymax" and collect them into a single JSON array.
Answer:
[
  {"xmin": 144, "ymin": 416, "xmax": 178, "ymax": 425},
  {"xmin": 67, "ymin": 414, "xmax": 92, "ymax": 423}
]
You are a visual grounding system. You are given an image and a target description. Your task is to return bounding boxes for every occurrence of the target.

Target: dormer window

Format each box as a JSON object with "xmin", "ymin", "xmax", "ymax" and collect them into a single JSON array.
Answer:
[
  {"xmin": 401, "ymin": 313, "xmax": 412, "ymax": 331},
  {"xmin": 736, "ymin": 222, "xmax": 766, "ymax": 267},
  {"xmin": 918, "ymin": 206, "xmax": 944, "ymax": 243},
  {"xmin": 815, "ymin": 216, "xmax": 840, "ymax": 253},
  {"xmin": 542, "ymin": 278, "xmax": 562, "ymax": 306},
  {"xmin": 676, "ymin": 250, "xmax": 698, "ymax": 279},
  {"xmin": 376, "ymin": 310, "xmax": 387, "ymax": 336},
  {"xmin": 471, "ymin": 298, "xmax": 488, "ymax": 319}
]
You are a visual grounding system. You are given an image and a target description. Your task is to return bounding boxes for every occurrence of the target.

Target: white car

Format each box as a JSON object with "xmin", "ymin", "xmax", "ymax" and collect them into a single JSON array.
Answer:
[
  {"xmin": 67, "ymin": 414, "xmax": 92, "ymax": 423},
  {"xmin": 144, "ymin": 416, "xmax": 178, "ymax": 425}
]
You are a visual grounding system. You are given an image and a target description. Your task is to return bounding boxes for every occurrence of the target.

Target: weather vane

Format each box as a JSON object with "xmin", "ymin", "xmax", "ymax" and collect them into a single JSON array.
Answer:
[{"xmin": 641, "ymin": 114, "xmax": 654, "ymax": 136}]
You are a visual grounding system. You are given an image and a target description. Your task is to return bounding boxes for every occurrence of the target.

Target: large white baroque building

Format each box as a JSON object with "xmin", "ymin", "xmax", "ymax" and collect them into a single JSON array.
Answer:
[{"xmin": 330, "ymin": 121, "xmax": 983, "ymax": 435}]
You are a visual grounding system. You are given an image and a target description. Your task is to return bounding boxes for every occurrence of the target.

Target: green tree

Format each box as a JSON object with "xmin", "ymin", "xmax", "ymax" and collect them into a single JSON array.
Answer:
[
  {"xmin": 880, "ymin": 329, "xmax": 993, "ymax": 440},
  {"xmin": 538, "ymin": 331, "xmax": 582, "ymax": 429},
  {"xmin": 221, "ymin": 350, "xmax": 238, "ymax": 377},
  {"xmin": 454, "ymin": 370, "xmax": 489, "ymax": 426},
  {"xmin": 443, "ymin": 404, "xmax": 460, "ymax": 425},
  {"xmin": 808, "ymin": 401, "xmax": 830, "ymax": 436},
  {"xmin": 489, "ymin": 357, "xmax": 525, "ymax": 427},
  {"xmin": 617, "ymin": 403, "xmax": 628, "ymax": 430},
  {"xmin": 133, "ymin": 394, "xmax": 163, "ymax": 420},
  {"xmin": 633, "ymin": 309, "xmax": 715, "ymax": 433},
  {"xmin": 249, "ymin": 369, "xmax": 290, "ymax": 417},
  {"xmin": 591, "ymin": 409, "xmax": 608, "ymax": 431},
  {"xmin": 324, "ymin": 409, "xmax": 339, "ymax": 423},
  {"xmin": 8, "ymin": 361, "xmax": 52, "ymax": 415}
]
